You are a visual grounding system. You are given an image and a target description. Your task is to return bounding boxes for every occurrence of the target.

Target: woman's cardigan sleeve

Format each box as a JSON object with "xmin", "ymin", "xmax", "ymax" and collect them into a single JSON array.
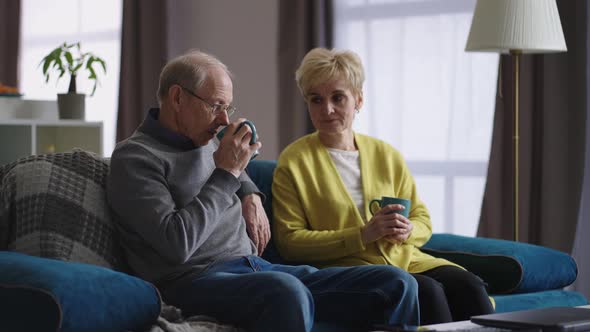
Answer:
[{"xmin": 395, "ymin": 157, "xmax": 432, "ymax": 248}]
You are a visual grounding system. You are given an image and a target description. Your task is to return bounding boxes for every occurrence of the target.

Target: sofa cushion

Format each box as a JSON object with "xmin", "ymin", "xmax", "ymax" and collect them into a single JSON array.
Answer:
[
  {"xmin": 492, "ymin": 290, "xmax": 588, "ymax": 313},
  {"xmin": 0, "ymin": 150, "xmax": 126, "ymax": 270},
  {"xmin": 422, "ymin": 234, "xmax": 578, "ymax": 294},
  {"xmin": 246, "ymin": 160, "xmax": 284, "ymax": 264},
  {"xmin": 0, "ymin": 251, "xmax": 161, "ymax": 332}
]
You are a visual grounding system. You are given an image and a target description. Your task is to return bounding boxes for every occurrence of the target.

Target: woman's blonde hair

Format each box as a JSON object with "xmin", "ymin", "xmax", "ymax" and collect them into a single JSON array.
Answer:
[{"xmin": 295, "ymin": 48, "xmax": 365, "ymax": 98}]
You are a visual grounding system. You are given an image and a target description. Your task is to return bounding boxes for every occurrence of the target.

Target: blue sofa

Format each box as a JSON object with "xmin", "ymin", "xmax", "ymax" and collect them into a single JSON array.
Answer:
[
  {"xmin": 0, "ymin": 152, "xmax": 586, "ymax": 332},
  {"xmin": 245, "ymin": 160, "xmax": 588, "ymax": 313}
]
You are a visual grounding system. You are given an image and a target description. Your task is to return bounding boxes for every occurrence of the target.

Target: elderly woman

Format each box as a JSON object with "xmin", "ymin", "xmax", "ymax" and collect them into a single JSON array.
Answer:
[{"xmin": 272, "ymin": 48, "xmax": 494, "ymax": 325}]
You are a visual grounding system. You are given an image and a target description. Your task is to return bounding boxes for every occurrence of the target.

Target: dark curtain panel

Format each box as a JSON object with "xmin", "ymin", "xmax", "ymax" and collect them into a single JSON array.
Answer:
[
  {"xmin": 116, "ymin": 0, "xmax": 168, "ymax": 142},
  {"xmin": 0, "ymin": 0, "xmax": 20, "ymax": 86},
  {"xmin": 478, "ymin": 0, "xmax": 587, "ymax": 253},
  {"xmin": 277, "ymin": 0, "xmax": 333, "ymax": 150}
]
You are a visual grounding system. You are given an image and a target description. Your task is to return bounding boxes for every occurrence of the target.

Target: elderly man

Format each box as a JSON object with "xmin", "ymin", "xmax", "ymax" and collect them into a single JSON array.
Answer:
[{"xmin": 107, "ymin": 50, "xmax": 419, "ymax": 332}]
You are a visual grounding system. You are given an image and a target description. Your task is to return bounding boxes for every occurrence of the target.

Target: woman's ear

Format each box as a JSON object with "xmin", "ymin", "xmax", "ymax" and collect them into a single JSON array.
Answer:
[{"xmin": 355, "ymin": 91, "xmax": 364, "ymax": 110}]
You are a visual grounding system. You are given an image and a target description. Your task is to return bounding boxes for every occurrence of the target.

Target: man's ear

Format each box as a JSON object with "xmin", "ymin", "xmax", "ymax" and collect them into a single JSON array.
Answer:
[{"xmin": 168, "ymin": 85, "xmax": 183, "ymax": 112}]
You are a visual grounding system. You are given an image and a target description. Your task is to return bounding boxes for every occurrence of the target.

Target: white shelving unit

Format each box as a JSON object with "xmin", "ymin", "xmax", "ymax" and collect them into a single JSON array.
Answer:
[{"xmin": 0, "ymin": 100, "xmax": 103, "ymax": 165}]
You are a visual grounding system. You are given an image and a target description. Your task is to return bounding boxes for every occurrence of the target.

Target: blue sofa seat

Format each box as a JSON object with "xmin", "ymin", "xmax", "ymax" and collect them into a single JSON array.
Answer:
[
  {"xmin": 245, "ymin": 160, "xmax": 588, "ymax": 313},
  {"xmin": 0, "ymin": 152, "xmax": 586, "ymax": 332}
]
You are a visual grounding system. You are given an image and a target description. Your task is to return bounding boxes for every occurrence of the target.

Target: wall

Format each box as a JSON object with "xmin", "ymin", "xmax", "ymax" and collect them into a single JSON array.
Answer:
[{"xmin": 167, "ymin": 0, "xmax": 280, "ymax": 159}]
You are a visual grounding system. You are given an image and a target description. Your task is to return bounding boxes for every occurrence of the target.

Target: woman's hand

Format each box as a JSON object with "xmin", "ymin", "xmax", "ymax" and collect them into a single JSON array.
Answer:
[
  {"xmin": 384, "ymin": 215, "xmax": 413, "ymax": 244},
  {"xmin": 361, "ymin": 204, "xmax": 413, "ymax": 244}
]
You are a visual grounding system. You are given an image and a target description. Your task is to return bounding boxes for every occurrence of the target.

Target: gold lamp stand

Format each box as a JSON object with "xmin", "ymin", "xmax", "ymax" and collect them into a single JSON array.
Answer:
[{"xmin": 511, "ymin": 50, "xmax": 521, "ymax": 242}]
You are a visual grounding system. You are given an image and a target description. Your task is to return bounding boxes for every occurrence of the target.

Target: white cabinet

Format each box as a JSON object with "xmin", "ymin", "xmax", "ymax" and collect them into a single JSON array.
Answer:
[
  {"xmin": 0, "ymin": 119, "xmax": 103, "ymax": 166},
  {"xmin": 0, "ymin": 98, "xmax": 103, "ymax": 165}
]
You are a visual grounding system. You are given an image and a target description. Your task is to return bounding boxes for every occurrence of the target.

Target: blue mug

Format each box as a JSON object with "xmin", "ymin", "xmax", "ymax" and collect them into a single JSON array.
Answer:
[
  {"xmin": 216, "ymin": 120, "xmax": 259, "ymax": 160},
  {"xmin": 369, "ymin": 196, "xmax": 411, "ymax": 218}
]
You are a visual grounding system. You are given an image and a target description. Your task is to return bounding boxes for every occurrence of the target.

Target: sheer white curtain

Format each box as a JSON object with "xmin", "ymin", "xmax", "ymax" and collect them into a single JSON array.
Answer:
[
  {"xmin": 19, "ymin": 0, "xmax": 122, "ymax": 156},
  {"xmin": 334, "ymin": 0, "xmax": 499, "ymax": 236}
]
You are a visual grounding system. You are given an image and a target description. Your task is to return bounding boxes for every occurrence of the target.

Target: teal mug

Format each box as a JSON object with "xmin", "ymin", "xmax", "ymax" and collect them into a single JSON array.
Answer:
[
  {"xmin": 216, "ymin": 120, "xmax": 259, "ymax": 160},
  {"xmin": 369, "ymin": 196, "xmax": 411, "ymax": 218}
]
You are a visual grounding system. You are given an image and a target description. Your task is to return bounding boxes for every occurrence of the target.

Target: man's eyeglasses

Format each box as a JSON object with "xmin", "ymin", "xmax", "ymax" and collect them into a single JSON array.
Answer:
[{"xmin": 180, "ymin": 85, "xmax": 236, "ymax": 117}]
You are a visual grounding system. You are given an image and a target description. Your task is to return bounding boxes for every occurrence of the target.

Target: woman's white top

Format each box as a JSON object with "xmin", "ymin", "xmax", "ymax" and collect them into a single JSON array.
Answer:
[{"xmin": 326, "ymin": 148, "xmax": 365, "ymax": 220}]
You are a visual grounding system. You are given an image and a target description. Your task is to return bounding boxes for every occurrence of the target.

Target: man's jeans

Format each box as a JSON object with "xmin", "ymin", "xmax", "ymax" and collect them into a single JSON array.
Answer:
[{"xmin": 160, "ymin": 256, "xmax": 419, "ymax": 332}]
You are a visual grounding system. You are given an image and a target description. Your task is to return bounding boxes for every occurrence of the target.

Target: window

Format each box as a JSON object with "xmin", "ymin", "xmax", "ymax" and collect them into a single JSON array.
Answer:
[
  {"xmin": 334, "ymin": 0, "xmax": 499, "ymax": 236},
  {"xmin": 19, "ymin": 0, "xmax": 122, "ymax": 156}
]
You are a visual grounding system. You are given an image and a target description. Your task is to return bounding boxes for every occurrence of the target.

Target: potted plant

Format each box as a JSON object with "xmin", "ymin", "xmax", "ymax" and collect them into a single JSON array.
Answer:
[{"xmin": 39, "ymin": 42, "xmax": 106, "ymax": 119}]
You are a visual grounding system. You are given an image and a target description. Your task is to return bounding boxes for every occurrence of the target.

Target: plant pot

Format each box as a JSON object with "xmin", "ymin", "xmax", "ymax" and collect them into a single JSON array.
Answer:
[{"xmin": 57, "ymin": 93, "xmax": 85, "ymax": 119}]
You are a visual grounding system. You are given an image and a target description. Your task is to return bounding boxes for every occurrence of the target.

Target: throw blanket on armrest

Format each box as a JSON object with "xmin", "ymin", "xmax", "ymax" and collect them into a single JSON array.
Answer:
[
  {"xmin": 0, "ymin": 150, "xmax": 127, "ymax": 270},
  {"xmin": 146, "ymin": 303, "xmax": 244, "ymax": 332}
]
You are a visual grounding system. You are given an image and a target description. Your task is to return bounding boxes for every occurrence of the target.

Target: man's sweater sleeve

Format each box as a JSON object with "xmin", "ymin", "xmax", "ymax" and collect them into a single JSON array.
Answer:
[
  {"xmin": 107, "ymin": 144, "xmax": 240, "ymax": 265},
  {"xmin": 237, "ymin": 171, "xmax": 265, "ymax": 202}
]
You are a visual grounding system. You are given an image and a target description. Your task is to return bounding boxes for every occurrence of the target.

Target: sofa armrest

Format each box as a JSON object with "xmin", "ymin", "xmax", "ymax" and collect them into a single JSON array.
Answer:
[
  {"xmin": 0, "ymin": 251, "xmax": 161, "ymax": 331},
  {"xmin": 422, "ymin": 233, "xmax": 578, "ymax": 294}
]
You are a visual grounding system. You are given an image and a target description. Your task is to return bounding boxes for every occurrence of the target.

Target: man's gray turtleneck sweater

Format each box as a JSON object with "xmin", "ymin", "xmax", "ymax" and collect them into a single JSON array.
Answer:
[{"xmin": 107, "ymin": 109, "xmax": 257, "ymax": 286}]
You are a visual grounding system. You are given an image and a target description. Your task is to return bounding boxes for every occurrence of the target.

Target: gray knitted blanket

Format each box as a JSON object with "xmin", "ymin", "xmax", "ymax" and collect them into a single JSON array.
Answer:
[
  {"xmin": 147, "ymin": 303, "xmax": 243, "ymax": 332},
  {"xmin": 0, "ymin": 150, "xmax": 125, "ymax": 269}
]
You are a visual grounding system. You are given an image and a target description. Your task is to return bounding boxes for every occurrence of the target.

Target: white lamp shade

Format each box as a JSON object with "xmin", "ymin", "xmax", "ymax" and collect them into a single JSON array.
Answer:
[{"xmin": 465, "ymin": 0, "xmax": 567, "ymax": 53}]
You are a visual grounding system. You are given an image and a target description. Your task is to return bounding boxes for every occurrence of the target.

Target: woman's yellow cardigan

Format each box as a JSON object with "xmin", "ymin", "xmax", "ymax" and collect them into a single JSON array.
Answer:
[{"xmin": 272, "ymin": 132, "xmax": 456, "ymax": 273}]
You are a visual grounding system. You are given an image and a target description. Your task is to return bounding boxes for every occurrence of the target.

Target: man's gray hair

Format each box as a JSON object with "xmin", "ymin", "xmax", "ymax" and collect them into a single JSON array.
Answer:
[{"xmin": 157, "ymin": 50, "xmax": 232, "ymax": 105}]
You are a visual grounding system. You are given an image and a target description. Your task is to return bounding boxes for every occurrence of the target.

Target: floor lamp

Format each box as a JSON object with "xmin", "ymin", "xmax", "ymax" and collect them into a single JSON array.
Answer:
[{"xmin": 465, "ymin": 0, "xmax": 567, "ymax": 242}]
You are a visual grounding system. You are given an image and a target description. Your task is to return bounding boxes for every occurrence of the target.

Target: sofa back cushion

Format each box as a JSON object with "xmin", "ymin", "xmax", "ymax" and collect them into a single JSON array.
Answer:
[
  {"xmin": 245, "ymin": 160, "xmax": 285, "ymax": 264},
  {"xmin": 0, "ymin": 150, "xmax": 126, "ymax": 270}
]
